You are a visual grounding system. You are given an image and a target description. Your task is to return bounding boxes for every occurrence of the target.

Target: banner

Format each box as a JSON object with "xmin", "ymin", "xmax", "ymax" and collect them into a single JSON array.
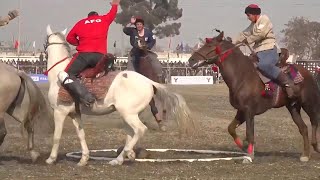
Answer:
[
  {"xmin": 29, "ymin": 74, "xmax": 48, "ymax": 83},
  {"xmin": 171, "ymin": 76, "xmax": 214, "ymax": 85}
]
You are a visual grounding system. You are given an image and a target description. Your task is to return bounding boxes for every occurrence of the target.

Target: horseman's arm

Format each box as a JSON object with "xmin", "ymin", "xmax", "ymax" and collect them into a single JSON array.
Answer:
[
  {"xmin": 103, "ymin": 1, "xmax": 119, "ymax": 23},
  {"xmin": 233, "ymin": 24, "xmax": 253, "ymax": 44},
  {"xmin": 146, "ymin": 31, "xmax": 156, "ymax": 49},
  {"xmin": 66, "ymin": 24, "xmax": 79, "ymax": 46},
  {"xmin": 0, "ymin": 10, "xmax": 19, "ymax": 27}
]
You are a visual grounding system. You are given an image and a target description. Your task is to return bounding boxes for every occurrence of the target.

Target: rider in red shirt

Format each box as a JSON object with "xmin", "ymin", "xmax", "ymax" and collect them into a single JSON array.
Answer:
[{"xmin": 58, "ymin": 0, "xmax": 119, "ymax": 107}]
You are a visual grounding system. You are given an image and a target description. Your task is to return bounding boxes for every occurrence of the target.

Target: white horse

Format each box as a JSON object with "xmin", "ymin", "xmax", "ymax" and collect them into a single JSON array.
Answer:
[{"xmin": 45, "ymin": 25, "xmax": 196, "ymax": 166}]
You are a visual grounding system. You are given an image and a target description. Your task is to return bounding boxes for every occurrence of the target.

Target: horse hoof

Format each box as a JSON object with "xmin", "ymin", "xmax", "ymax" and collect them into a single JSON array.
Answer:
[
  {"xmin": 300, "ymin": 156, "xmax": 309, "ymax": 162},
  {"xmin": 30, "ymin": 151, "xmax": 40, "ymax": 163},
  {"xmin": 159, "ymin": 124, "xmax": 167, "ymax": 132},
  {"xmin": 242, "ymin": 158, "xmax": 252, "ymax": 164},
  {"xmin": 77, "ymin": 155, "xmax": 89, "ymax": 166},
  {"xmin": 77, "ymin": 160, "xmax": 88, "ymax": 166},
  {"xmin": 45, "ymin": 157, "xmax": 56, "ymax": 165},
  {"xmin": 127, "ymin": 150, "xmax": 136, "ymax": 160},
  {"xmin": 109, "ymin": 159, "xmax": 123, "ymax": 166}
]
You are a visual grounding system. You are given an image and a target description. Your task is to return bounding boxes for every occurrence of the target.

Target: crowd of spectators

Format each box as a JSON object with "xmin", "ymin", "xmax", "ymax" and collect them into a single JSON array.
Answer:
[{"xmin": 1, "ymin": 57, "xmax": 220, "ymax": 84}]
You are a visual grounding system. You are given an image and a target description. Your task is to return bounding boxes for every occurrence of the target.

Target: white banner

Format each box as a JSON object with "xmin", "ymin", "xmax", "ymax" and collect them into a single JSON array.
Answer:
[{"xmin": 171, "ymin": 76, "xmax": 214, "ymax": 85}]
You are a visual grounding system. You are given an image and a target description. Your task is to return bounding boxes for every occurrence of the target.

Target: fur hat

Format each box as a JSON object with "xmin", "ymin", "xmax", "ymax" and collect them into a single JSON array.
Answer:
[{"xmin": 245, "ymin": 4, "xmax": 261, "ymax": 15}]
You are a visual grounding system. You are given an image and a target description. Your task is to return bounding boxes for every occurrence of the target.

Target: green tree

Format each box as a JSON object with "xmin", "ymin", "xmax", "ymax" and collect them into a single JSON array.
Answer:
[
  {"xmin": 282, "ymin": 17, "xmax": 320, "ymax": 60},
  {"xmin": 115, "ymin": 0, "xmax": 183, "ymax": 39}
]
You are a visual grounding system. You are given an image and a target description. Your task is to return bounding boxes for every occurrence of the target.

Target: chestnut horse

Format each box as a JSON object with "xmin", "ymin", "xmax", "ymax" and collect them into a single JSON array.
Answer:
[{"xmin": 189, "ymin": 31, "xmax": 320, "ymax": 162}]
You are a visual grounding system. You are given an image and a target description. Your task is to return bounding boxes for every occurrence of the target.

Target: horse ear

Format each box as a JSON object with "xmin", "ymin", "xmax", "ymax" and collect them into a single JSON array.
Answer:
[
  {"xmin": 216, "ymin": 31, "xmax": 224, "ymax": 42},
  {"xmin": 61, "ymin": 28, "xmax": 68, "ymax": 35},
  {"xmin": 46, "ymin": 25, "xmax": 53, "ymax": 36}
]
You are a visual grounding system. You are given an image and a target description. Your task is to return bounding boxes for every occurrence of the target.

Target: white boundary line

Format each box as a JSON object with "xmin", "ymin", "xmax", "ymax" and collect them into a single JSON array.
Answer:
[{"xmin": 66, "ymin": 149, "xmax": 252, "ymax": 163}]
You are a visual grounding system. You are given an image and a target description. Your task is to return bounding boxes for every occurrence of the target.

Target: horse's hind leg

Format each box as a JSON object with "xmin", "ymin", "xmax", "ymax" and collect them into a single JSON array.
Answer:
[
  {"xmin": 109, "ymin": 113, "xmax": 147, "ymax": 166},
  {"xmin": 25, "ymin": 120, "xmax": 40, "ymax": 162},
  {"xmin": 228, "ymin": 110, "xmax": 246, "ymax": 149},
  {"xmin": 0, "ymin": 115, "xmax": 7, "ymax": 146},
  {"xmin": 109, "ymin": 124, "xmax": 133, "ymax": 166},
  {"xmin": 302, "ymin": 103, "xmax": 320, "ymax": 153},
  {"xmin": 70, "ymin": 113, "xmax": 89, "ymax": 166},
  {"xmin": 286, "ymin": 104, "xmax": 310, "ymax": 162},
  {"xmin": 150, "ymin": 98, "xmax": 166, "ymax": 131}
]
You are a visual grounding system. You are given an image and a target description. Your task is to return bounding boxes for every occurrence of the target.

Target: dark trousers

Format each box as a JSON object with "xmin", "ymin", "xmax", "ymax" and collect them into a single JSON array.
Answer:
[{"xmin": 66, "ymin": 52, "xmax": 104, "ymax": 78}]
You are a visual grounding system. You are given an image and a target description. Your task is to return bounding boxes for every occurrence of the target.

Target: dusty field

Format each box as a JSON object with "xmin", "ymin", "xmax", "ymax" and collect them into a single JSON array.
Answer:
[{"xmin": 1, "ymin": 83, "xmax": 320, "ymax": 180}]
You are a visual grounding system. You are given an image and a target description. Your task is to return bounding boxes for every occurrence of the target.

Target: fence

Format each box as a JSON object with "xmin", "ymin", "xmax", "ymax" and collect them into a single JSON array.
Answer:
[{"xmin": 12, "ymin": 60, "xmax": 320, "ymax": 84}]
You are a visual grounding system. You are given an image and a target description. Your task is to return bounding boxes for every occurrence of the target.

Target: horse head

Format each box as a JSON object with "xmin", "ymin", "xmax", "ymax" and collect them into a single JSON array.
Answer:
[
  {"xmin": 188, "ymin": 31, "xmax": 226, "ymax": 68},
  {"xmin": 44, "ymin": 25, "xmax": 71, "ymax": 76}
]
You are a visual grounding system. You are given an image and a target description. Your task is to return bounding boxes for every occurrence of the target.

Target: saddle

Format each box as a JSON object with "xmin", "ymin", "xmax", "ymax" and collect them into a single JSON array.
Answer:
[
  {"xmin": 249, "ymin": 48, "xmax": 302, "ymax": 83},
  {"xmin": 58, "ymin": 54, "xmax": 120, "ymax": 103},
  {"xmin": 249, "ymin": 48, "xmax": 304, "ymax": 98}
]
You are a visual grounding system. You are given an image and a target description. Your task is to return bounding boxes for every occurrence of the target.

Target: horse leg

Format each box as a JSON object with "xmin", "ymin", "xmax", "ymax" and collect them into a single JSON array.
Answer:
[
  {"xmin": 0, "ymin": 115, "xmax": 7, "ymax": 146},
  {"xmin": 286, "ymin": 104, "xmax": 310, "ymax": 162},
  {"xmin": 228, "ymin": 110, "xmax": 246, "ymax": 149},
  {"xmin": 46, "ymin": 109, "xmax": 67, "ymax": 164},
  {"xmin": 150, "ymin": 98, "xmax": 166, "ymax": 132},
  {"xmin": 110, "ymin": 114, "xmax": 147, "ymax": 165},
  {"xmin": 71, "ymin": 114, "xmax": 89, "ymax": 166},
  {"xmin": 109, "ymin": 124, "xmax": 133, "ymax": 166},
  {"xmin": 244, "ymin": 110, "xmax": 255, "ymax": 160},
  {"xmin": 301, "ymin": 104, "xmax": 320, "ymax": 153},
  {"xmin": 25, "ymin": 120, "xmax": 40, "ymax": 163}
]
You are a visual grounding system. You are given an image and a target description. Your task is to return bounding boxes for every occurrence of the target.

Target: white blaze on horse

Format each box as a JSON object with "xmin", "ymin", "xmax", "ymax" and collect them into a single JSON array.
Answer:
[{"xmin": 44, "ymin": 25, "xmax": 196, "ymax": 166}]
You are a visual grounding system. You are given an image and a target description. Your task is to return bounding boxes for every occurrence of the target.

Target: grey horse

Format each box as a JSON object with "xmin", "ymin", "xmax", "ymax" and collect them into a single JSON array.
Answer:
[{"xmin": 0, "ymin": 63, "xmax": 53, "ymax": 162}]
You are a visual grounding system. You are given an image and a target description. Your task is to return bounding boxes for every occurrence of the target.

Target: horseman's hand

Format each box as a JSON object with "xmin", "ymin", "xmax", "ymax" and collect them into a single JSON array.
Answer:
[
  {"xmin": 111, "ymin": 0, "xmax": 120, "ymax": 5},
  {"xmin": 139, "ymin": 44, "xmax": 147, "ymax": 50},
  {"xmin": 8, "ymin": 10, "xmax": 19, "ymax": 20},
  {"xmin": 242, "ymin": 38, "xmax": 249, "ymax": 45}
]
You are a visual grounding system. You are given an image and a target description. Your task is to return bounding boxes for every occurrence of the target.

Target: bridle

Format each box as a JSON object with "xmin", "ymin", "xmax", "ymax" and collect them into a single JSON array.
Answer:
[
  {"xmin": 44, "ymin": 33, "xmax": 69, "ymax": 52},
  {"xmin": 43, "ymin": 33, "xmax": 71, "ymax": 76},
  {"xmin": 194, "ymin": 42, "xmax": 245, "ymax": 65}
]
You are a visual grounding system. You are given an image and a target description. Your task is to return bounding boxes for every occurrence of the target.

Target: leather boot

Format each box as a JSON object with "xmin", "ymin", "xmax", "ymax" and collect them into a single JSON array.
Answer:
[
  {"xmin": 63, "ymin": 78, "xmax": 95, "ymax": 107},
  {"xmin": 276, "ymin": 72, "xmax": 299, "ymax": 98}
]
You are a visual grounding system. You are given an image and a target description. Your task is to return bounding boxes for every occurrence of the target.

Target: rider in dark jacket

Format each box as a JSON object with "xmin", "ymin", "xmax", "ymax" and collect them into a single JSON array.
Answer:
[{"xmin": 123, "ymin": 16, "xmax": 156, "ymax": 72}]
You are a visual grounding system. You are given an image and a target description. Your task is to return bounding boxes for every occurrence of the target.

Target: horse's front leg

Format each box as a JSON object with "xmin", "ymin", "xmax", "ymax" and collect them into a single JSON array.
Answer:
[
  {"xmin": 71, "ymin": 113, "xmax": 90, "ymax": 166},
  {"xmin": 150, "ymin": 98, "xmax": 167, "ymax": 132},
  {"xmin": 244, "ymin": 109, "xmax": 255, "ymax": 162},
  {"xmin": 228, "ymin": 110, "xmax": 246, "ymax": 149},
  {"xmin": 46, "ymin": 109, "xmax": 67, "ymax": 165}
]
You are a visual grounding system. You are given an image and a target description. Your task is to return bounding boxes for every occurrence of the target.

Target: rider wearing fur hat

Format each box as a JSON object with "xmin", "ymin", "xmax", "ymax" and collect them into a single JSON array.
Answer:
[
  {"xmin": 234, "ymin": 4, "xmax": 298, "ymax": 98},
  {"xmin": 123, "ymin": 16, "xmax": 156, "ymax": 72}
]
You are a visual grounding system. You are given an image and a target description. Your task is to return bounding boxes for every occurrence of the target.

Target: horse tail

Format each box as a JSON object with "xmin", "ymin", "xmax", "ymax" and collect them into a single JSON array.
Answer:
[
  {"xmin": 18, "ymin": 71, "xmax": 54, "ymax": 134},
  {"xmin": 150, "ymin": 82, "xmax": 197, "ymax": 135}
]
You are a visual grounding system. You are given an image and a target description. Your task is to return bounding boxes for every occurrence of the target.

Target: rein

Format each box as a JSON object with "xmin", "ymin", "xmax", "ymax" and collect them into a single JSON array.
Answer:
[
  {"xmin": 203, "ymin": 43, "xmax": 246, "ymax": 65},
  {"xmin": 43, "ymin": 56, "xmax": 69, "ymax": 76}
]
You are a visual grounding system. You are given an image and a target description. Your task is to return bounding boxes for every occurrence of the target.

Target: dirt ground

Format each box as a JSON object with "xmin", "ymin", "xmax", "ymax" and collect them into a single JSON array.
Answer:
[{"xmin": 1, "ymin": 83, "xmax": 320, "ymax": 180}]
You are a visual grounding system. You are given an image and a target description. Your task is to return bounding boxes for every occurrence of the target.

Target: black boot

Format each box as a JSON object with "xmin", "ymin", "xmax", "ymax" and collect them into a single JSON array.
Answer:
[
  {"xmin": 63, "ymin": 78, "xmax": 95, "ymax": 107},
  {"xmin": 276, "ymin": 72, "xmax": 299, "ymax": 98}
]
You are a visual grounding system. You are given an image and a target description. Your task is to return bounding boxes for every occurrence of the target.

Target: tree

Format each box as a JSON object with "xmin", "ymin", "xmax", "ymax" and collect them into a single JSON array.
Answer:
[
  {"xmin": 115, "ymin": 0, "xmax": 183, "ymax": 39},
  {"xmin": 281, "ymin": 17, "xmax": 320, "ymax": 60}
]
